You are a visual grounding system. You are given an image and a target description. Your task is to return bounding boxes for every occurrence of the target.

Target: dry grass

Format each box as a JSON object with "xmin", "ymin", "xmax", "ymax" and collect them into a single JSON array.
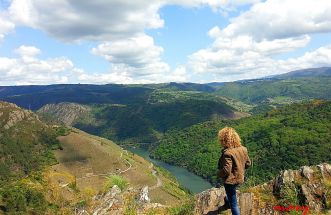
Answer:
[{"xmin": 51, "ymin": 128, "xmax": 187, "ymax": 207}]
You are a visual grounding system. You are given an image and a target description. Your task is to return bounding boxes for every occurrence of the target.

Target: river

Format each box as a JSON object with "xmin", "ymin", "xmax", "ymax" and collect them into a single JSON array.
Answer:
[{"xmin": 125, "ymin": 146, "xmax": 212, "ymax": 193}]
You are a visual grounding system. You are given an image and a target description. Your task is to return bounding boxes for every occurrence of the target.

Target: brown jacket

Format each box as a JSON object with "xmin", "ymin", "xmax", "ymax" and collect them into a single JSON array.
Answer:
[{"xmin": 217, "ymin": 146, "xmax": 251, "ymax": 185}]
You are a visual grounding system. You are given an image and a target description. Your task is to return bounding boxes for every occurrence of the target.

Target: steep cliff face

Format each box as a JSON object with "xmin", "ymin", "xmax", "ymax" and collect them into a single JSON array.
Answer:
[
  {"xmin": 37, "ymin": 102, "xmax": 92, "ymax": 126},
  {"xmin": 195, "ymin": 163, "xmax": 331, "ymax": 215}
]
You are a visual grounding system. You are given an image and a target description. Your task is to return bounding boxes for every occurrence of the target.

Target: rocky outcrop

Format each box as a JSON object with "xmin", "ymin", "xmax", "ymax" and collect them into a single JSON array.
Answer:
[
  {"xmin": 0, "ymin": 101, "xmax": 18, "ymax": 109},
  {"xmin": 78, "ymin": 185, "xmax": 165, "ymax": 215},
  {"xmin": 37, "ymin": 102, "xmax": 91, "ymax": 126},
  {"xmin": 194, "ymin": 187, "xmax": 255, "ymax": 215},
  {"xmin": 139, "ymin": 186, "xmax": 150, "ymax": 203},
  {"xmin": 194, "ymin": 187, "xmax": 226, "ymax": 215},
  {"xmin": 195, "ymin": 163, "xmax": 331, "ymax": 215},
  {"xmin": 274, "ymin": 163, "xmax": 331, "ymax": 212},
  {"xmin": 92, "ymin": 185, "xmax": 123, "ymax": 215},
  {"xmin": 0, "ymin": 101, "xmax": 40, "ymax": 130}
]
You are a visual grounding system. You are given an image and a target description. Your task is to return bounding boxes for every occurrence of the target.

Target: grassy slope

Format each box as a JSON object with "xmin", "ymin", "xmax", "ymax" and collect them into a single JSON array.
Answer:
[
  {"xmin": 52, "ymin": 128, "xmax": 190, "ymax": 206},
  {"xmin": 152, "ymin": 100, "xmax": 331, "ymax": 184}
]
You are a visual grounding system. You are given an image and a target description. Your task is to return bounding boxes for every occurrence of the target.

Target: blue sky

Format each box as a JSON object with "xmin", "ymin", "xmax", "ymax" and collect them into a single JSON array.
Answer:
[{"xmin": 1, "ymin": 0, "xmax": 331, "ymax": 85}]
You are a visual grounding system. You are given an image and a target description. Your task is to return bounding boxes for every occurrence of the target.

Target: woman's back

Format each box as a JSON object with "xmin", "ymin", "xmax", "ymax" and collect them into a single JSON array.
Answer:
[{"xmin": 218, "ymin": 146, "xmax": 251, "ymax": 185}]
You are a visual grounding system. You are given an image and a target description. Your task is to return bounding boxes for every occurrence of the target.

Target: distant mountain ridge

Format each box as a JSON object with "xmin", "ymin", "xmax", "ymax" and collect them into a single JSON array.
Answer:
[
  {"xmin": 1, "ymin": 66, "xmax": 330, "ymax": 143},
  {"xmin": 272, "ymin": 67, "xmax": 331, "ymax": 79},
  {"xmin": 0, "ymin": 67, "xmax": 330, "ymax": 109}
]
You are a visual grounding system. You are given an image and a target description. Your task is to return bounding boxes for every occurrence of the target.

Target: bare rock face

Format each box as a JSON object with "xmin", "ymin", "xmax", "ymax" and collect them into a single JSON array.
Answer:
[
  {"xmin": 273, "ymin": 163, "xmax": 331, "ymax": 212},
  {"xmin": 0, "ymin": 101, "xmax": 40, "ymax": 130},
  {"xmin": 194, "ymin": 188, "xmax": 254, "ymax": 215},
  {"xmin": 139, "ymin": 186, "xmax": 150, "ymax": 203},
  {"xmin": 37, "ymin": 102, "xmax": 91, "ymax": 126},
  {"xmin": 317, "ymin": 163, "xmax": 331, "ymax": 179},
  {"xmin": 194, "ymin": 187, "xmax": 226, "ymax": 215},
  {"xmin": 300, "ymin": 166, "xmax": 314, "ymax": 180},
  {"xmin": 89, "ymin": 185, "xmax": 165, "ymax": 215},
  {"xmin": 195, "ymin": 163, "xmax": 331, "ymax": 215},
  {"xmin": 92, "ymin": 185, "xmax": 123, "ymax": 215},
  {"xmin": 273, "ymin": 169, "xmax": 298, "ymax": 196},
  {"xmin": 238, "ymin": 192, "xmax": 254, "ymax": 215},
  {"xmin": 0, "ymin": 101, "xmax": 18, "ymax": 109}
]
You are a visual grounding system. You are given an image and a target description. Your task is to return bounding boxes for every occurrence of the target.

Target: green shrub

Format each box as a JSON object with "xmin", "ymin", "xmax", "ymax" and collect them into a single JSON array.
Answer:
[
  {"xmin": 104, "ymin": 175, "xmax": 129, "ymax": 191},
  {"xmin": 55, "ymin": 126, "xmax": 71, "ymax": 136},
  {"xmin": 168, "ymin": 198, "xmax": 194, "ymax": 215},
  {"xmin": 0, "ymin": 183, "xmax": 47, "ymax": 214}
]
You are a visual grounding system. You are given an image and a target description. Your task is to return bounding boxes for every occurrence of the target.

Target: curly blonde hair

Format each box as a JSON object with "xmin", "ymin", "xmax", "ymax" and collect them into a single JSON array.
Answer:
[{"xmin": 218, "ymin": 127, "xmax": 241, "ymax": 148}]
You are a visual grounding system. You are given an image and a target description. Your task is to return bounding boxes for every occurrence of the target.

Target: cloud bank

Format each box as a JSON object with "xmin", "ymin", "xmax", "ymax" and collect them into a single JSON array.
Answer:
[
  {"xmin": 0, "ymin": 45, "xmax": 78, "ymax": 85},
  {"xmin": 1, "ymin": 0, "xmax": 331, "ymax": 84},
  {"xmin": 187, "ymin": 0, "xmax": 331, "ymax": 81}
]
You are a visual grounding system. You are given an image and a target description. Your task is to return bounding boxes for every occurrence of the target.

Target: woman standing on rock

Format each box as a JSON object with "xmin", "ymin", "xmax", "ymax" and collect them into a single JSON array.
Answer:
[{"xmin": 218, "ymin": 127, "xmax": 251, "ymax": 215}]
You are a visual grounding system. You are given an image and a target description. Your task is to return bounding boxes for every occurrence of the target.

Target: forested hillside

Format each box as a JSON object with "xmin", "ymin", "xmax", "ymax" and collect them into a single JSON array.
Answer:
[
  {"xmin": 0, "ymin": 84, "xmax": 154, "ymax": 110},
  {"xmin": 0, "ymin": 102, "xmax": 61, "ymax": 180},
  {"xmin": 0, "ymin": 101, "xmax": 62, "ymax": 213},
  {"xmin": 214, "ymin": 76, "xmax": 331, "ymax": 104},
  {"xmin": 38, "ymin": 90, "xmax": 241, "ymax": 143},
  {"xmin": 152, "ymin": 100, "xmax": 331, "ymax": 184}
]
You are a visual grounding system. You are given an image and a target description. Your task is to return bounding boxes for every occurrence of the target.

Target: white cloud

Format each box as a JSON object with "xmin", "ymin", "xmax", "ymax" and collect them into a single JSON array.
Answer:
[
  {"xmin": 2, "ymin": 0, "xmax": 259, "ymax": 84},
  {"xmin": 0, "ymin": 46, "xmax": 79, "ymax": 85},
  {"xmin": 15, "ymin": 45, "xmax": 41, "ymax": 57},
  {"xmin": 7, "ymin": 0, "xmax": 259, "ymax": 42},
  {"xmin": 77, "ymin": 68, "xmax": 188, "ymax": 84},
  {"xmin": 186, "ymin": 0, "xmax": 331, "ymax": 82},
  {"xmin": 88, "ymin": 33, "xmax": 189, "ymax": 83},
  {"xmin": 187, "ymin": 33, "xmax": 311, "ymax": 79},
  {"xmin": 9, "ymin": 0, "xmax": 164, "ymax": 41},
  {"xmin": 0, "ymin": 11, "xmax": 14, "ymax": 41},
  {"xmin": 2, "ymin": 0, "xmax": 331, "ymax": 84},
  {"xmin": 166, "ymin": 0, "xmax": 260, "ymax": 11},
  {"xmin": 222, "ymin": 0, "xmax": 331, "ymax": 40},
  {"xmin": 92, "ymin": 34, "xmax": 169, "ymax": 76},
  {"xmin": 188, "ymin": 43, "xmax": 331, "ymax": 82},
  {"xmin": 209, "ymin": 33, "xmax": 310, "ymax": 56},
  {"xmin": 0, "ymin": 44, "xmax": 188, "ymax": 85},
  {"xmin": 78, "ymin": 72, "xmax": 133, "ymax": 84}
]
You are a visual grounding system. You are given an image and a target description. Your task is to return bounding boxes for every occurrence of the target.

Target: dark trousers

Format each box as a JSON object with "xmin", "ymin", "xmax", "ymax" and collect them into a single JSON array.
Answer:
[{"xmin": 224, "ymin": 183, "xmax": 240, "ymax": 215}]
